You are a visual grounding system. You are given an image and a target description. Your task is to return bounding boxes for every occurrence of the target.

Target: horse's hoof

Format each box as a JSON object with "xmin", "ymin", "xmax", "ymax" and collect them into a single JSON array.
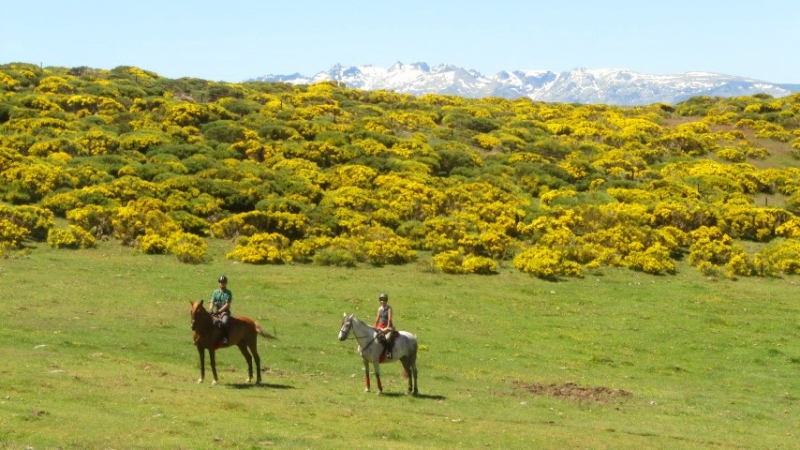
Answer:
[
  {"xmin": 197, "ymin": 379, "xmax": 203, "ymax": 384},
  {"xmin": 246, "ymin": 378, "xmax": 252, "ymax": 383},
  {"xmin": 364, "ymin": 388, "xmax": 370, "ymax": 393},
  {"xmin": 211, "ymin": 380, "xmax": 218, "ymax": 386}
]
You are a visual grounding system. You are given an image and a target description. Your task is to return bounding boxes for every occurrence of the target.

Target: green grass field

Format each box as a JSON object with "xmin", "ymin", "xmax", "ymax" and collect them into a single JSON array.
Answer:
[{"xmin": 1, "ymin": 240, "xmax": 799, "ymax": 449}]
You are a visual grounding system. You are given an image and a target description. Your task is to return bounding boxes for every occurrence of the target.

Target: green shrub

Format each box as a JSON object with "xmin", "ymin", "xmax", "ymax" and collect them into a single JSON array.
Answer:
[
  {"xmin": 46, "ymin": 225, "xmax": 96, "ymax": 249},
  {"xmin": 624, "ymin": 244, "xmax": 676, "ymax": 275},
  {"xmin": 226, "ymin": 232, "xmax": 290, "ymax": 264},
  {"xmin": 758, "ymin": 238, "xmax": 800, "ymax": 275},
  {"xmin": 41, "ymin": 192, "xmax": 83, "ymax": 217},
  {"xmin": 0, "ymin": 218, "xmax": 30, "ymax": 248},
  {"xmin": 167, "ymin": 210, "xmax": 209, "ymax": 236},
  {"xmin": 362, "ymin": 226, "xmax": 417, "ymax": 266},
  {"xmin": 167, "ymin": 231, "xmax": 207, "ymax": 264},
  {"xmin": 312, "ymin": 247, "xmax": 357, "ymax": 267},
  {"xmin": 433, "ymin": 250, "xmax": 465, "ymax": 274},
  {"xmin": 309, "ymin": 236, "xmax": 362, "ymax": 267},
  {"xmin": 139, "ymin": 232, "xmax": 168, "ymax": 254},
  {"xmin": 513, "ymin": 246, "xmax": 582, "ymax": 280},
  {"xmin": 289, "ymin": 236, "xmax": 332, "ymax": 263},
  {"xmin": 0, "ymin": 204, "xmax": 54, "ymax": 241},
  {"xmin": 462, "ymin": 255, "xmax": 498, "ymax": 275},
  {"xmin": 725, "ymin": 252, "xmax": 754, "ymax": 278}
]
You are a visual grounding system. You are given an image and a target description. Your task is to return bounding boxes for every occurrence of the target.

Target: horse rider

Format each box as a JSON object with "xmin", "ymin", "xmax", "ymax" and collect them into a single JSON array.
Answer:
[
  {"xmin": 210, "ymin": 275, "xmax": 232, "ymax": 344},
  {"xmin": 374, "ymin": 293, "xmax": 395, "ymax": 358}
]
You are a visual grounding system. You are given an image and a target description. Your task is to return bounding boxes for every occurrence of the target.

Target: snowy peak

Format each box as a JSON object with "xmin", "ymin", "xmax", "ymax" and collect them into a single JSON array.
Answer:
[{"xmin": 249, "ymin": 64, "xmax": 800, "ymax": 106}]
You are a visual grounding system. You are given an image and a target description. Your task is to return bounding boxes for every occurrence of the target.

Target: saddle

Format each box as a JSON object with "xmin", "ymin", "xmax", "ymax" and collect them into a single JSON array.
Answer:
[
  {"xmin": 376, "ymin": 329, "xmax": 399, "ymax": 343},
  {"xmin": 211, "ymin": 314, "xmax": 234, "ymax": 327},
  {"xmin": 211, "ymin": 314, "xmax": 234, "ymax": 348},
  {"xmin": 377, "ymin": 330, "xmax": 399, "ymax": 360}
]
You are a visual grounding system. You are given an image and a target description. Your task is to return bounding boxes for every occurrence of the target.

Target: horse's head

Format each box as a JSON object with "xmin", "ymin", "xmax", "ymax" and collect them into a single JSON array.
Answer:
[
  {"xmin": 189, "ymin": 300, "xmax": 208, "ymax": 331},
  {"xmin": 338, "ymin": 313, "xmax": 353, "ymax": 341}
]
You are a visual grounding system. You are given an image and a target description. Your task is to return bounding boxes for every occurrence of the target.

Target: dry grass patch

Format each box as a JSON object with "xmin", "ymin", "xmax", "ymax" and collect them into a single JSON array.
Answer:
[{"xmin": 514, "ymin": 381, "xmax": 633, "ymax": 403}]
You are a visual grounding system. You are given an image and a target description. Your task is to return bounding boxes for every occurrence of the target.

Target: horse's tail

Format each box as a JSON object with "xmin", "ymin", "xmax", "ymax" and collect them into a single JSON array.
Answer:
[{"xmin": 256, "ymin": 324, "xmax": 278, "ymax": 340}]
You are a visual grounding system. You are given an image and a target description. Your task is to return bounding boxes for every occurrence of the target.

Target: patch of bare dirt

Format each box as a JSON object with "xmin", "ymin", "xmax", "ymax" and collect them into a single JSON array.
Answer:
[{"xmin": 514, "ymin": 381, "xmax": 632, "ymax": 403}]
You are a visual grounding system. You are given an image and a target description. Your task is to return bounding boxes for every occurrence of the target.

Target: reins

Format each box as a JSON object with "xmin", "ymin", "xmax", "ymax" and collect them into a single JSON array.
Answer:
[{"xmin": 191, "ymin": 304, "xmax": 215, "ymax": 333}]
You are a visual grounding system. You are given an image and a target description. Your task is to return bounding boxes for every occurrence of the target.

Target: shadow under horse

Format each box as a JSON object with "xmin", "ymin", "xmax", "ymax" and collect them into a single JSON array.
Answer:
[
  {"xmin": 338, "ymin": 313, "xmax": 419, "ymax": 395},
  {"xmin": 189, "ymin": 300, "xmax": 276, "ymax": 385}
]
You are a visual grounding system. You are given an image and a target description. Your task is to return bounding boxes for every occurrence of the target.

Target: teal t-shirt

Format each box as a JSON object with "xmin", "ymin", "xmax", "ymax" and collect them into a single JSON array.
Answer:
[{"xmin": 211, "ymin": 288, "xmax": 232, "ymax": 313}]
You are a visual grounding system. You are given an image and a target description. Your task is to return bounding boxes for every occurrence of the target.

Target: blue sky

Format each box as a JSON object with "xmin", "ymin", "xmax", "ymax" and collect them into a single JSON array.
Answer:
[{"xmin": 2, "ymin": 1, "xmax": 798, "ymax": 83}]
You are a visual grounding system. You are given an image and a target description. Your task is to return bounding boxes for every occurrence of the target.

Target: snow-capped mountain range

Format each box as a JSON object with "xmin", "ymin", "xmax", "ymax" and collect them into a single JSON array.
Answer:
[{"xmin": 249, "ymin": 62, "xmax": 800, "ymax": 106}]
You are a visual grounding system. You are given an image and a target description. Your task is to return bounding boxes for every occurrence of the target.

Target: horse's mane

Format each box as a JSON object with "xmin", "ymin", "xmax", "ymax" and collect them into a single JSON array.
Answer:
[
  {"xmin": 349, "ymin": 315, "xmax": 376, "ymax": 331},
  {"xmin": 192, "ymin": 300, "xmax": 208, "ymax": 314},
  {"xmin": 191, "ymin": 300, "xmax": 213, "ymax": 325}
]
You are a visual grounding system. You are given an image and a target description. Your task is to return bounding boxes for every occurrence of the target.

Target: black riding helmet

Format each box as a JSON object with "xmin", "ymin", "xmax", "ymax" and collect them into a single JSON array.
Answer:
[
  {"xmin": 218, "ymin": 275, "xmax": 228, "ymax": 283},
  {"xmin": 379, "ymin": 293, "xmax": 388, "ymax": 301}
]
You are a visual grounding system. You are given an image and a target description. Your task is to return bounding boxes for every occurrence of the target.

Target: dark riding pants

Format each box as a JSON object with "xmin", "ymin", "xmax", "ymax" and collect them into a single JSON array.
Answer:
[{"xmin": 215, "ymin": 312, "xmax": 230, "ymax": 340}]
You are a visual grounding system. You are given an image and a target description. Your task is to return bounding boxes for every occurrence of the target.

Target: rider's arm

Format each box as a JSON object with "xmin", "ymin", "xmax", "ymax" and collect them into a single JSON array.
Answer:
[{"xmin": 387, "ymin": 307, "xmax": 393, "ymax": 328}]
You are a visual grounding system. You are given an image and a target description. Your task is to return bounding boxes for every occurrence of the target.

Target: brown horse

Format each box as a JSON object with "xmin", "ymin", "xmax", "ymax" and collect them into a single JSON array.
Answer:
[{"xmin": 189, "ymin": 300, "xmax": 276, "ymax": 385}]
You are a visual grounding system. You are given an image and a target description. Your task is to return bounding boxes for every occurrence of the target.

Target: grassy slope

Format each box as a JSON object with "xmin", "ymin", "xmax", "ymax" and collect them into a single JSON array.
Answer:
[{"xmin": 1, "ymin": 240, "xmax": 799, "ymax": 449}]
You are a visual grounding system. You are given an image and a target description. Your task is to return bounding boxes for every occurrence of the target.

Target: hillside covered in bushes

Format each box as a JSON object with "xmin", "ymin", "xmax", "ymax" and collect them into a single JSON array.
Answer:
[{"xmin": 2, "ymin": 62, "xmax": 800, "ymax": 279}]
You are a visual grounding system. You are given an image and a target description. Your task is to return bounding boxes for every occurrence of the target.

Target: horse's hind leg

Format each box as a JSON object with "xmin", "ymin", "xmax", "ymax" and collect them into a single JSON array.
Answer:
[
  {"xmin": 249, "ymin": 339, "xmax": 262, "ymax": 384},
  {"xmin": 408, "ymin": 346, "xmax": 419, "ymax": 395},
  {"xmin": 237, "ymin": 342, "xmax": 254, "ymax": 383},
  {"xmin": 209, "ymin": 350, "xmax": 219, "ymax": 385},
  {"xmin": 400, "ymin": 357, "xmax": 413, "ymax": 394},
  {"xmin": 411, "ymin": 363, "xmax": 418, "ymax": 395}
]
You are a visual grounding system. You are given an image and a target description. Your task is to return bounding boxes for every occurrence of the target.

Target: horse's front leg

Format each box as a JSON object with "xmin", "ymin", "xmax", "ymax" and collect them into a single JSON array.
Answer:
[
  {"xmin": 363, "ymin": 358, "xmax": 371, "ymax": 393},
  {"xmin": 374, "ymin": 358, "xmax": 383, "ymax": 395},
  {"xmin": 208, "ymin": 349, "xmax": 218, "ymax": 385},
  {"xmin": 196, "ymin": 346, "xmax": 205, "ymax": 383}
]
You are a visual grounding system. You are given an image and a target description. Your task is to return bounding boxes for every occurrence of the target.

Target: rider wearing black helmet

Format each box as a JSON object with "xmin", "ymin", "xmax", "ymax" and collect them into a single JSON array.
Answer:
[
  {"xmin": 374, "ymin": 293, "xmax": 395, "ymax": 359},
  {"xmin": 210, "ymin": 275, "xmax": 232, "ymax": 344}
]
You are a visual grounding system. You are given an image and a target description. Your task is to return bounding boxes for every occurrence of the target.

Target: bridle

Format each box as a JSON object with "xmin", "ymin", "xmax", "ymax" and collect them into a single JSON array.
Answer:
[
  {"xmin": 338, "ymin": 319, "xmax": 352, "ymax": 338},
  {"xmin": 191, "ymin": 304, "xmax": 212, "ymax": 331},
  {"xmin": 340, "ymin": 316, "xmax": 380, "ymax": 351}
]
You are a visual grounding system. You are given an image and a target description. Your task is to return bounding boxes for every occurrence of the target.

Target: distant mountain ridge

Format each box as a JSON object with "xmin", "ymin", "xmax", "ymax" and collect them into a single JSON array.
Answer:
[{"xmin": 249, "ymin": 63, "xmax": 800, "ymax": 106}]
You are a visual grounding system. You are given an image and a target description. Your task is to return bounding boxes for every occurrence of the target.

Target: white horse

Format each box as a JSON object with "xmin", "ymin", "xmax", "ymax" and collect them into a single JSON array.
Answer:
[{"xmin": 338, "ymin": 313, "xmax": 419, "ymax": 395}]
